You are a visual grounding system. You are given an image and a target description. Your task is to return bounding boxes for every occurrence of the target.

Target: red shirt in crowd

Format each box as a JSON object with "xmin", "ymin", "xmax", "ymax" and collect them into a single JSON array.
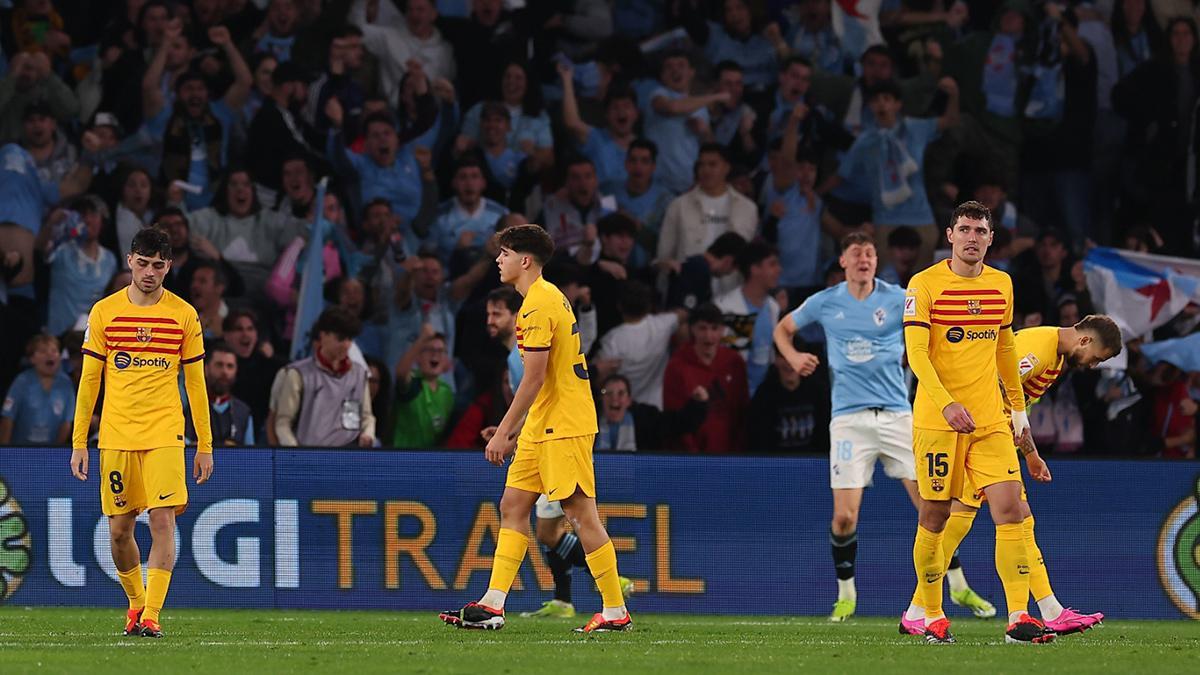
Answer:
[{"xmin": 663, "ymin": 343, "xmax": 749, "ymax": 454}]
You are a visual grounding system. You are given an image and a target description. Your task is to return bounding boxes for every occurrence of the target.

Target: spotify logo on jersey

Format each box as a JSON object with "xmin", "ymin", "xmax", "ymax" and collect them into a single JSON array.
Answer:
[
  {"xmin": 946, "ymin": 327, "xmax": 965, "ymax": 343},
  {"xmin": 114, "ymin": 352, "xmax": 132, "ymax": 369}
]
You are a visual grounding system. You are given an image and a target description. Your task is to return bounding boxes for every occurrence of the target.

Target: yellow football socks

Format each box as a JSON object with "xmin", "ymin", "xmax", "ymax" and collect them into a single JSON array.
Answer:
[
  {"xmin": 995, "ymin": 522, "xmax": 1030, "ymax": 619},
  {"xmin": 585, "ymin": 540, "xmax": 624, "ymax": 609},
  {"xmin": 910, "ymin": 510, "xmax": 978, "ymax": 609},
  {"xmin": 116, "ymin": 564, "xmax": 145, "ymax": 611},
  {"xmin": 913, "ymin": 526, "xmax": 946, "ymax": 618},
  {"xmin": 1023, "ymin": 516, "xmax": 1053, "ymax": 601},
  {"xmin": 141, "ymin": 568, "xmax": 172, "ymax": 623},
  {"xmin": 487, "ymin": 528, "xmax": 528, "ymax": 596}
]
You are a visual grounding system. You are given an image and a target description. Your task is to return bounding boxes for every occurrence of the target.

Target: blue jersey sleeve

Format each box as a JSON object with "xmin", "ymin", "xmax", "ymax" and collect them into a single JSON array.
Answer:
[{"xmin": 790, "ymin": 290, "xmax": 825, "ymax": 330}]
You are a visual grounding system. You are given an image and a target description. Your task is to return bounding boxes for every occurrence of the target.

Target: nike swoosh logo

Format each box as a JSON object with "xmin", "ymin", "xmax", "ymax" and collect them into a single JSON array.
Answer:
[
  {"xmin": 158, "ymin": 493, "xmax": 175, "ymax": 500},
  {"xmin": 522, "ymin": 309, "xmax": 538, "ymax": 318},
  {"xmin": 1007, "ymin": 469, "xmax": 1019, "ymax": 475},
  {"xmin": 548, "ymin": 488, "xmax": 558, "ymax": 495}
]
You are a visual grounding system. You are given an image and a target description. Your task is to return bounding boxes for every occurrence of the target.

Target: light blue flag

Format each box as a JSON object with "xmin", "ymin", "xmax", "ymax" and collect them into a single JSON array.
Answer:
[
  {"xmin": 290, "ymin": 178, "xmax": 329, "ymax": 361},
  {"xmin": 1141, "ymin": 334, "xmax": 1200, "ymax": 373}
]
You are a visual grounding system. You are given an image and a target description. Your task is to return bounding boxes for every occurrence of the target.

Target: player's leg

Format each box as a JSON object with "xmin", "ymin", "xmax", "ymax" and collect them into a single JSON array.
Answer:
[
  {"xmin": 100, "ymin": 449, "xmax": 148, "ymax": 636},
  {"xmin": 827, "ymin": 411, "xmax": 875, "ymax": 622},
  {"xmin": 1021, "ymin": 498, "xmax": 1103, "ymax": 634},
  {"xmin": 137, "ymin": 447, "xmax": 189, "ymax": 637},
  {"xmin": 970, "ymin": 427, "xmax": 1054, "ymax": 644},
  {"xmin": 909, "ymin": 427, "xmax": 958, "ymax": 642},
  {"xmin": 829, "ymin": 488, "xmax": 862, "ymax": 622},
  {"xmin": 560, "ymin": 490, "xmax": 631, "ymax": 632},
  {"xmin": 523, "ymin": 501, "xmax": 578, "ymax": 618}
]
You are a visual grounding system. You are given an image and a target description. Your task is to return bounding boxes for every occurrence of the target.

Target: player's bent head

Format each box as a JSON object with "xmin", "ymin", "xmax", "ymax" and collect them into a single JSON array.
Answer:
[
  {"xmin": 1075, "ymin": 314, "xmax": 1124, "ymax": 360},
  {"xmin": 497, "ymin": 224, "xmax": 555, "ymax": 266},
  {"xmin": 129, "ymin": 226, "xmax": 174, "ymax": 261}
]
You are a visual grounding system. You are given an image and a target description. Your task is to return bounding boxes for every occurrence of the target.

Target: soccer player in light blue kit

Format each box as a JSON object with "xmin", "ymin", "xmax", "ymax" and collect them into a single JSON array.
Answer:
[{"xmin": 773, "ymin": 231, "xmax": 994, "ymax": 623}]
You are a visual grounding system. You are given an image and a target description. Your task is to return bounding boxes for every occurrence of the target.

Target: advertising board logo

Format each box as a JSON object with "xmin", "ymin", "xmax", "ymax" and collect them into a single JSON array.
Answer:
[
  {"xmin": 114, "ymin": 352, "xmax": 132, "ymax": 369},
  {"xmin": 946, "ymin": 327, "xmax": 965, "ymax": 343},
  {"xmin": 0, "ymin": 478, "xmax": 31, "ymax": 603},
  {"xmin": 1158, "ymin": 476, "xmax": 1200, "ymax": 620}
]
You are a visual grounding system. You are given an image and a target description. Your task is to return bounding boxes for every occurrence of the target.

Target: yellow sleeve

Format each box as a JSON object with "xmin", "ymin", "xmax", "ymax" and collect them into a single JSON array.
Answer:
[
  {"xmin": 72, "ymin": 307, "xmax": 107, "ymax": 449},
  {"xmin": 519, "ymin": 294, "xmax": 554, "ymax": 352},
  {"xmin": 996, "ymin": 278, "xmax": 1024, "ymax": 413},
  {"xmin": 180, "ymin": 310, "xmax": 213, "ymax": 453},
  {"xmin": 904, "ymin": 277, "xmax": 956, "ymax": 412}
]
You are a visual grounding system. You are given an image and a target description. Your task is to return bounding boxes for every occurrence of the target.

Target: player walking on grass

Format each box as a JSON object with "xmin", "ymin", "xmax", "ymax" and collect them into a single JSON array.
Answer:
[
  {"xmin": 774, "ymin": 232, "xmax": 995, "ymax": 623},
  {"xmin": 69, "ymin": 227, "xmax": 214, "ymax": 639},
  {"xmin": 902, "ymin": 201, "xmax": 1055, "ymax": 645},
  {"xmin": 901, "ymin": 318, "xmax": 1122, "ymax": 637},
  {"xmin": 439, "ymin": 224, "xmax": 631, "ymax": 633}
]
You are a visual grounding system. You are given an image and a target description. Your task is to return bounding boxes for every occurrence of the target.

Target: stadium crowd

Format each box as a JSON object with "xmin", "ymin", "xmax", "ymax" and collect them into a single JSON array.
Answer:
[{"xmin": 0, "ymin": 0, "xmax": 1198, "ymax": 458}]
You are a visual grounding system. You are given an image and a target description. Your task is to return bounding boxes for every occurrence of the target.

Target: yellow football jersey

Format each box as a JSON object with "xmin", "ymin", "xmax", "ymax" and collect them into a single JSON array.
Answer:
[
  {"xmin": 1012, "ymin": 326, "xmax": 1064, "ymax": 405},
  {"xmin": 904, "ymin": 260, "xmax": 1015, "ymax": 431},
  {"xmin": 515, "ymin": 276, "xmax": 598, "ymax": 443},
  {"xmin": 74, "ymin": 288, "xmax": 206, "ymax": 451}
]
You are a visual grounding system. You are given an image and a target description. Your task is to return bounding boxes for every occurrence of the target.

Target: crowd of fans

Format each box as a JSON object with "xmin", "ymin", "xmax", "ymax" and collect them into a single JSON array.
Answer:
[{"xmin": 1, "ymin": 0, "xmax": 1197, "ymax": 458}]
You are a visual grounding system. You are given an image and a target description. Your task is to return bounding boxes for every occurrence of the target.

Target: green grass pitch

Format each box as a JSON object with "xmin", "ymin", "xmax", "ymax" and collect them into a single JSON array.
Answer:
[{"xmin": 1, "ymin": 608, "xmax": 1198, "ymax": 674}]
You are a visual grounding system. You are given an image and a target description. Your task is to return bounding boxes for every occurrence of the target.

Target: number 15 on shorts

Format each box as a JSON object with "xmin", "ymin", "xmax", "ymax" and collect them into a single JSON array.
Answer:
[{"xmin": 925, "ymin": 452, "xmax": 948, "ymax": 477}]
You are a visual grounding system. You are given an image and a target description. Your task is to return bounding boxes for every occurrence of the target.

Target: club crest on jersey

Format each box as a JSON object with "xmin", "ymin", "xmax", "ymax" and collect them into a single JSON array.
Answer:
[
  {"xmin": 966, "ymin": 299, "xmax": 983, "ymax": 315},
  {"xmin": 136, "ymin": 327, "xmax": 153, "ymax": 343},
  {"xmin": 874, "ymin": 307, "xmax": 887, "ymax": 326},
  {"xmin": 931, "ymin": 478, "xmax": 945, "ymax": 492}
]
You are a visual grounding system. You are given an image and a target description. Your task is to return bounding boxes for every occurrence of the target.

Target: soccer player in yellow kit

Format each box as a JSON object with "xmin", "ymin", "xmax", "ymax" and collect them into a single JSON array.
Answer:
[
  {"xmin": 902, "ymin": 201, "xmax": 1053, "ymax": 645},
  {"xmin": 69, "ymin": 227, "xmax": 213, "ymax": 638},
  {"xmin": 439, "ymin": 224, "xmax": 631, "ymax": 633},
  {"xmin": 902, "ymin": 317, "xmax": 1122, "ymax": 636}
]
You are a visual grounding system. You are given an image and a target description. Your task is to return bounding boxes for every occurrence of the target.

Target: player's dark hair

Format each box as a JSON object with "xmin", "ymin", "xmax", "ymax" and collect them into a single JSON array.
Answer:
[
  {"xmin": 597, "ymin": 212, "xmax": 637, "ymax": 239},
  {"xmin": 25, "ymin": 333, "xmax": 59, "ymax": 358},
  {"xmin": 497, "ymin": 224, "xmax": 555, "ymax": 266},
  {"xmin": 689, "ymin": 302, "xmax": 725, "ymax": 327},
  {"xmin": 601, "ymin": 373, "xmax": 632, "ymax": 393},
  {"xmin": 206, "ymin": 341, "xmax": 237, "ymax": 362},
  {"xmin": 887, "ymin": 226, "xmax": 922, "ymax": 250},
  {"xmin": 840, "ymin": 231, "xmax": 875, "ymax": 252},
  {"xmin": 950, "ymin": 200, "xmax": 993, "ymax": 231},
  {"xmin": 1075, "ymin": 315, "xmax": 1124, "ymax": 357},
  {"xmin": 486, "ymin": 286, "xmax": 523, "ymax": 314},
  {"xmin": 707, "ymin": 232, "xmax": 747, "ymax": 259},
  {"xmin": 628, "ymin": 138, "xmax": 658, "ymax": 162},
  {"xmin": 223, "ymin": 307, "xmax": 260, "ymax": 334},
  {"xmin": 130, "ymin": 227, "xmax": 174, "ymax": 260},
  {"xmin": 311, "ymin": 306, "xmax": 362, "ymax": 341},
  {"xmin": 618, "ymin": 280, "xmax": 653, "ymax": 319},
  {"xmin": 737, "ymin": 240, "xmax": 778, "ymax": 278},
  {"xmin": 192, "ymin": 259, "xmax": 228, "ymax": 288}
]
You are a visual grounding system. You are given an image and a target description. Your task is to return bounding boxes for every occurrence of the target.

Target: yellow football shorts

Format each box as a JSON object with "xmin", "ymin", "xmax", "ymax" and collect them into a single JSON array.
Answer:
[
  {"xmin": 100, "ymin": 447, "xmax": 189, "ymax": 516},
  {"xmin": 913, "ymin": 421, "xmax": 1018, "ymax": 501},
  {"xmin": 505, "ymin": 434, "xmax": 596, "ymax": 501}
]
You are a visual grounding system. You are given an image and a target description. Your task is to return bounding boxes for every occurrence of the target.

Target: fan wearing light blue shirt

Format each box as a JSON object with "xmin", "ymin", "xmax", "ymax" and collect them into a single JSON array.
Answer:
[
  {"xmin": 41, "ymin": 199, "xmax": 118, "ymax": 337},
  {"xmin": 697, "ymin": 1, "xmax": 779, "ymax": 89},
  {"xmin": 643, "ymin": 50, "xmax": 729, "ymax": 194},
  {"xmin": 612, "ymin": 139, "xmax": 674, "ymax": 253},
  {"xmin": 772, "ymin": 231, "xmax": 990, "ymax": 623},
  {"xmin": 0, "ymin": 335, "xmax": 74, "ymax": 445},
  {"xmin": 329, "ymin": 111, "xmax": 425, "ymax": 225},
  {"xmin": 558, "ymin": 62, "xmax": 640, "ymax": 193},
  {"xmin": 432, "ymin": 157, "xmax": 509, "ymax": 266}
]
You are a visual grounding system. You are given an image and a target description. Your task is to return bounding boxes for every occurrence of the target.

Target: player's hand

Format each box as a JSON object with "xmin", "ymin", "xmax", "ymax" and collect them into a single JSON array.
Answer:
[
  {"xmin": 485, "ymin": 428, "xmax": 516, "ymax": 466},
  {"xmin": 942, "ymin": 402, "xmax": 976, "ymax": 433},
  {"xmin": 194, "ymin": 452, "xmax": 213, "ymax": 484},
  {"xmin": 787, "ymin": 352, "xmax": 820, "ymax": 377},
  {"xmin": 70, "ymin": 448, "xmax": 88, "ymax": 481},
  {"xmin": 1024, "ymin": 450, "xmax": 1052, "ymax": 483},
  {"xmin": 1011, "ymin": 409, "xmax": 1031, "ymax": 448}
]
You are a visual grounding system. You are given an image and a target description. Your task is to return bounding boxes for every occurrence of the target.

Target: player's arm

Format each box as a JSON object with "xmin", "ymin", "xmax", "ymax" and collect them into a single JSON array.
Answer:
[
  {"xmin": 773, "ymin": 304, "xmax": 819, "ymax": 377},
  {"xmin": 181, "ymin": 312, "xmax": 213, "ymax": 482},
  {"xmin": 996, "ymin": 281, "xmax": 1028, "ymax": 445},
  {"xmin": 71, "ymin": 310, "xmax": 108, "ymax": 480},
  {"xmin": 903, "ymin": 281, "xmax": 974, "ymax": 432},
  {"xmin": 486, "ymin": 348, "xmax": 546, "ymax": 466}
]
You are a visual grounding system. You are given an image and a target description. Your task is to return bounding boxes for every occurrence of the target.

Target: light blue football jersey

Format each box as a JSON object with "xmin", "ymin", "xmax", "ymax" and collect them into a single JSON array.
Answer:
[{"xmin": 789, "ymin": 279, "xmax": 909, "ymax": 417}]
